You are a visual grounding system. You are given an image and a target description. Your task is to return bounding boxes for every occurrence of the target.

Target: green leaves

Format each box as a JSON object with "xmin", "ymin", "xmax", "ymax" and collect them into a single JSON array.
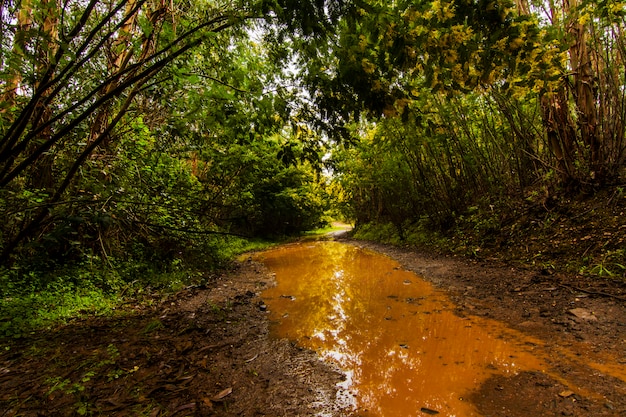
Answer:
[{"xmin": 296, "ymin": 0, "xmax": 562, "ymax": 127}]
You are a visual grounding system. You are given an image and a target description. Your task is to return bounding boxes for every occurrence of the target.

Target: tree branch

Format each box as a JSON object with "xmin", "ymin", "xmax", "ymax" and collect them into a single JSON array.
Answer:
[
  {"xmin": 183, "ymin": 72, "xmax": 250, "ymax": 93},
  {"xmin": 129, "ymin": 219, "xmax": 251, "ymax": 238}
]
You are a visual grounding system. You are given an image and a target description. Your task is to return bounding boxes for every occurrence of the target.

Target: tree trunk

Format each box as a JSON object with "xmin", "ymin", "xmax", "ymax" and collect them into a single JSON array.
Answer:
[
  {"xmin": 540, "ymin": 92, "xmax": 577, "ymax": 182},
  {"xmin": 29, "ymin": 0, "xmax": 60, "ymax": 190},
  {"xmin": 89, "ymin": 0, "xmax": 167, "ymax": 152},
  {"xmin": 520, "ymin": 0, "xmax": 584, "ymax": 186},
  {"xmin": 564, "ymin": 0, "xmax": 600, "ymax": 181}
]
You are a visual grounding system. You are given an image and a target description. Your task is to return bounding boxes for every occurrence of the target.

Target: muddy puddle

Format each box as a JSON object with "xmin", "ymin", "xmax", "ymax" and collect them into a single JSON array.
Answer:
[{"xmin": 255, "ymin": 241, "xmax": 557, "ymax": 416}]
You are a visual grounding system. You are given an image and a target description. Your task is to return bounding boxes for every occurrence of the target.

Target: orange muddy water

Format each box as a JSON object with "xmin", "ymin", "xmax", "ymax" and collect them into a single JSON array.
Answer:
[{"xmin": 255, "ymin": 241, "xmax": 549, "ymax": 417}]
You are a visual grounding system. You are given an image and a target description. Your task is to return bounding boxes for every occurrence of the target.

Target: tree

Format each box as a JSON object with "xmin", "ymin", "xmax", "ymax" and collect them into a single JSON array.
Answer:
[
  {"xmin": 0, "ymin": 0, "xmax": 251, "ymax": 261},
  {"xmin": 305, "ymin": 0, "xmax": 624, "ymax": 239},
  {"xmin": 308, "ymin": 0, "xmax": 625, "ymax": 187},
  {"xmin": 0, "ymin": 0, "xmax": 346, "ymax": 264}
]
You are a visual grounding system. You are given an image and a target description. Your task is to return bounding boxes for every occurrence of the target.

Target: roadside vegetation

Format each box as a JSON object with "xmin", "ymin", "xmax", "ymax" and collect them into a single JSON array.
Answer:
[
  {"xmin": 320, "ymin": 1, "xmax": 626, "ymax": 281},
  {"xmin": 0, "ymin": 235, "xmax": 276, "ymax": 339},
  {"xmin": 0, "ymin": 0, "xmax": 342, "ymax": 339},
  {"xmin": 350, "ymin": 187, "xmax": 626, "ymax": 278}
]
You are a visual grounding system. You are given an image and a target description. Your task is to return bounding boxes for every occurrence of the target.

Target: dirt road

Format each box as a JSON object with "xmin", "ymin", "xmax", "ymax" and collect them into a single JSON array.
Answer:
[
  {"xmin": 1, "ymin": 236, "xmax": 625, "ymax": 416},
  {"xmin": 352, "ymin": 239, "xmax": 626, "ymax": 417}
]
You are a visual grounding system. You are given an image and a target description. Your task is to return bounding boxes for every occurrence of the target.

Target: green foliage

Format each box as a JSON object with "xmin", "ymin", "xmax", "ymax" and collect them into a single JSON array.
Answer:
[
  {"xmin": 295, "ymin": 0, "xmax": 554, "ymax": 129},
  {"xmin": 331, "ymin": 90, "xmax": 538, "ymax": 234},
  {"xmin": 0, "ymin": 231, "xmax": 281, "ymax": 339},
  {"xmin": 352, "ymin": 223, "xmax": 404, "ymax": 246},
  {"xmin": 0, "ymin": 277, "xmax": 118, "ymax": 338},
  {"xmin": 140, "ymin": 319, "xmax": 164, "ymax": 335},
  {"xmin": 4, "ymin": 0, "xmax": 623, "ymax": 337},
  {"xmin": 352, "ymin": 220, "xmax": 448, "ymax": 249},
  {"xmin": 0, "ymin": 0, "xmax": 339, "ymax": 269},
  {"xmin": 318, "ymin": 0, "xmax": 626, "ymax": 277},
  {"xmin": 581, "ymin": 249, "xmax": 626, "ymax": 278}
]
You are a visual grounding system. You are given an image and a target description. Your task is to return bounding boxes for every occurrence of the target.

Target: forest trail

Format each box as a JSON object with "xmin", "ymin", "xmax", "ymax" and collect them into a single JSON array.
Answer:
[
  {"xmin": 349, "ymin": 239, "xmax": 626, "ymax": 416},
  {"xmin": 2, "ymin": 235, "xmax": 626, "ymax": 416}
]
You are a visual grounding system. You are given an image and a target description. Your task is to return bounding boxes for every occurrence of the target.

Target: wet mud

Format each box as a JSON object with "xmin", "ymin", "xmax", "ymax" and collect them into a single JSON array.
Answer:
[
  {"xmin": 348, "ymin": 238, "xmax": 626, "ymax": 417},
  {"xmin": 1, "ymin": 235, "xmax": 625, "ymax": 416},
  {"xmin": 0, "ymin": 261, "xmax": 347, "ymax": 417},
  {"xmin": 256, "ymin": 241, "xmax": 626, "ymax": 416}
]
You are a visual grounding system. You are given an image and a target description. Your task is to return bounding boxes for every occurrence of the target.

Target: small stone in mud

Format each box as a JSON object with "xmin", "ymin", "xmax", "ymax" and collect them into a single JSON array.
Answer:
[
  {"xmin": 259, "ymin": 303, "xmax": 267, "ymax": 311},
  {"xmin": 568, "ymin": 308, "xmax": 598, "ymax": 321},
  {"xmin": 420, "ymin": 407, "xmax": 439, "ymax": 415}
]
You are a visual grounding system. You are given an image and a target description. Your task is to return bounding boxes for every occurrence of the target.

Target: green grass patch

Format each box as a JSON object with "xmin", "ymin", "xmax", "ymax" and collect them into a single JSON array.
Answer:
[
  {"xmin": 0, "ymin": 283, "xmax": 119, "ymax": 339},
  {"xmin": 352, "ymin": 221, "xmax": 447, "ymax": 250},
  {"xmin": 352, "ymin": 222, "xmax": 403, "ymax": 245},
  {"xmin": 209, "ymin": 236, "xmax": 278, "ymax": 260},
  {"xmin": 0, "ymin": 236, "xmax": 281, "ymax": 341}
]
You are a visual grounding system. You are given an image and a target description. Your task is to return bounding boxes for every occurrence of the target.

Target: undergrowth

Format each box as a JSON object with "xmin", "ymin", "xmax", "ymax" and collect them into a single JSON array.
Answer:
[
  {"xmin": 303, "ymin": 222, "xmax": 353, "ymax": 237},
  {"xmin": 352, "ymin": 187, "xmax": 626, "ymax": 281},
  {"xmin": 0, "ymin": 236, "xmax": 275, "ymax": 340}
]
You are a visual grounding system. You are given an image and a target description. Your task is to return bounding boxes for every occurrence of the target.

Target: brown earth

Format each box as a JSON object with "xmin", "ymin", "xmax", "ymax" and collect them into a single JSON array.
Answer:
[
  {"xmin": 2, "ymin": 233, "xmax": 626, "ymax": 416},
  {"xmin": 349, "ymin": 237, "xmax": 626, "ymax": 417},
  {"xmin": 0, "ymin": 260, "xmax": 347, "ymax": 417}
]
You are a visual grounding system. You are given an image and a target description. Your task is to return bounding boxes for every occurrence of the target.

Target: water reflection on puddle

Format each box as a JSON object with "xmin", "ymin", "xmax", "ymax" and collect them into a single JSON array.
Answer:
[{"xmin": 256, "ymin": 241, "xmax": 546, "ymax": 417}]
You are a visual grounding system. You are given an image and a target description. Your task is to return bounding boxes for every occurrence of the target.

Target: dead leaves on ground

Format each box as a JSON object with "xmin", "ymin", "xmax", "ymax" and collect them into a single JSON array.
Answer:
[{"xmin": 0, "ymin": 304, "xmax": 246, "ymax": 416}]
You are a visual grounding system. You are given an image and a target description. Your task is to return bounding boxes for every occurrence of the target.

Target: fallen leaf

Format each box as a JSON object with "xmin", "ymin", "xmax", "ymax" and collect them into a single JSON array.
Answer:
[
  {"xmin": 173, "ymin": 403, "xmax": 196, "ymax": 412},
  {"xmin": 212, "ymin": 387, "xmax": 233, "ymax": 401},
  {"xmin": 175, "ymin": 341, "xmax": 194, "ymax": 353}
]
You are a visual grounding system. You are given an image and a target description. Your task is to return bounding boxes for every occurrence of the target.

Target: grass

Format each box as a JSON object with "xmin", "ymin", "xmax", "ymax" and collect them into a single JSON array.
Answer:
[
  {"xmin": 350, "ymin": 189, "xmax": 626, "ymax": 281},
  {"xmin": 0, "ymin": 236, "xmax": 279, "ymax": 341},
  {"xmin": 0, "ymin": 283, "xmax": 120, "ymax": 339},
  {"xmin": 211, "ymin": 236, "xmax": 278, "ymax": 259}
]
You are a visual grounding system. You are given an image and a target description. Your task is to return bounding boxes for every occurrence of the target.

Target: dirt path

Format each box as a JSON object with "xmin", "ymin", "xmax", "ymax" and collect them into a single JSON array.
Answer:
[
  {"xmin": 2, "ymin": 236, "xmax": 626, "ymax": 416},
  {"xmin": 0, "ymin": 260, "xmax": 347, "ymax": 416},
  {"xmin": 347, "ymin": 238, "xmax": 626, "ymax": 417}
]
